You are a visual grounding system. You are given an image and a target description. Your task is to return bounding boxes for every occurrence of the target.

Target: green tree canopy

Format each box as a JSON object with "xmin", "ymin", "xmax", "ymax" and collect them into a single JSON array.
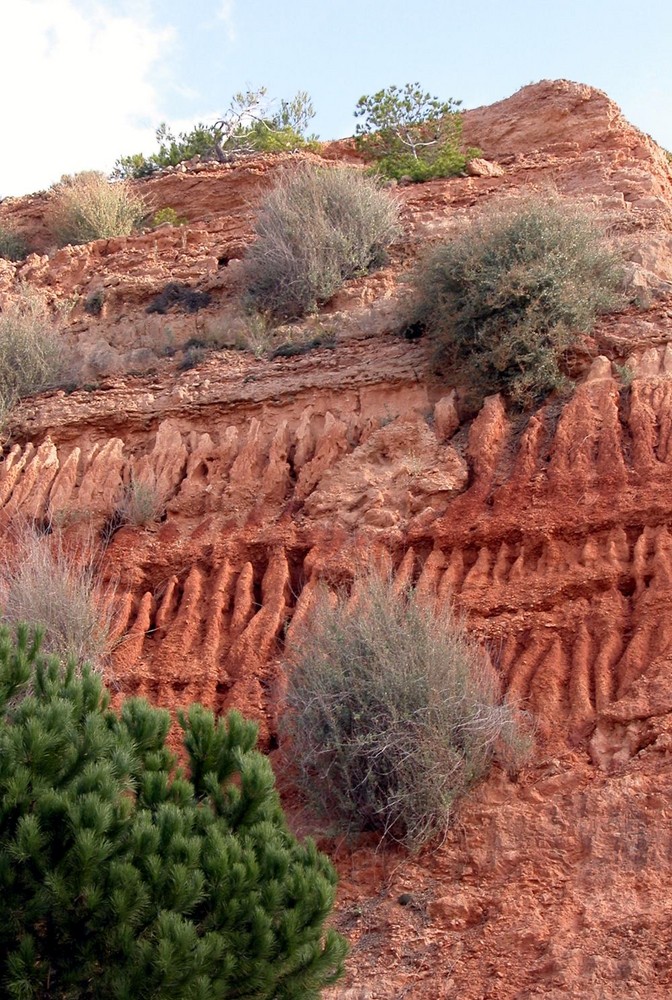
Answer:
[
  {"xmin": 354, "ymin": 83, "xmax": 475, "ymax": 181},
  {"xmin": 0, "ymin": 624, "xmax": 346, "ymax": 999}
]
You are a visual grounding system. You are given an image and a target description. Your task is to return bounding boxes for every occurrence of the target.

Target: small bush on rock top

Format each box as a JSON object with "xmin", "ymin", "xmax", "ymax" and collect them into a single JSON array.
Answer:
[
  {"xmin": 282, "ymin": 574, "xmax": 531, "ymax": 849},
  {"xmin": 0, "ymin": 625, "xmax": 347, "ymax": 999},
  {"xmin": 151, "ymin": 206, "xmax": 187, "ymax": 227},
  {"xmin": 354, "ymin": 83, "xmax": 479, "ymax": 181},
  {"xmin": 245, "ymin": 164, "xmax": 401, "ymax": 319},
  {"xmin": 114, "ymin": 89, "xmax": 317, "ymax": 178},
  {"xmin": 47, "ymin": 171, "xmax": 147, "ymax": 246},
  {"xmin": 410, "ymin": 196, "xmax": 624, "ymax": 407}
]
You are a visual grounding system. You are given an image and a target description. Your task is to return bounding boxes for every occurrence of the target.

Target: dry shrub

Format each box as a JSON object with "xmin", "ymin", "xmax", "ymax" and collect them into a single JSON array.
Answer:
[
  {"xmin": 47, "ymin": 171, "xmax": 147, "ymax": 246},
  {"xmin": 411, "ymin": 195, "xmax": 624, "ymax": 407},
  {"xmin": 282, "ymin": 574, "xmax": 531, "ymax": 849},
  {"xmin": 245, "ymin": 164, "xmax": 401, "ymax": 319},
  {"xmin": 0, "ymin": 224, "xmax": 27, "ymax": 261},
  {"xmin": 0, "ymin": 288, "xmax": 69, "ymax": 424},
  {"xmin": 0, "ymin": 528, "xmax": 118, "ymax": 672},
  {"xmin": 117, "ymin": 478, "xmax": 164, "ymax": 526}
]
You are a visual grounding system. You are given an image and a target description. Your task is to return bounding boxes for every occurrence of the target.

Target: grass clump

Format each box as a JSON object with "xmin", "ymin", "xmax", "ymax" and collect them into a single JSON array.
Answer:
[
  {"xmin": 410, "ymin": 196, "xmax": 623, "ymax": 407},
  {"xmin": 245, "ymin": 164, "xmax": 401, "ymax": 319},
  {"xmin": 47, "ymin": 171, "xmax": 147, "ymax": 246},
  {"xmin": 0, "ymin": 288, "xmax": 68, "ymax": 423},
  {"xmin": 0, "ymin": 529, "xmax": 117, "ymax": 672},
  {"xmin": 102, "ymin": 479, "xmax": 165, "ymax": 543},
  {"xmin": 282, "ymin": 574, "xmax": 530, "ymax": 849},
  {"xmin": 116, "ymin": 478, "xmax": 165, "ymax": 527}
]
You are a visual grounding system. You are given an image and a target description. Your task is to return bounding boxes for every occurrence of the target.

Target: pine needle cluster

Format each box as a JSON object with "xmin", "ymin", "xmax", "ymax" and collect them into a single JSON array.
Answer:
[{"xmin": 0, "ymin": 625, "xmax": 346, "ymax": 999}]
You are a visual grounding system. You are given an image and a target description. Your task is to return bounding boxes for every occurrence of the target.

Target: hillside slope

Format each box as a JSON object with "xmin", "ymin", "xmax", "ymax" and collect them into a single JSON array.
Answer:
[{"xmin": 1, "ymin": 80, "xmax": 672, "ymax": 998}]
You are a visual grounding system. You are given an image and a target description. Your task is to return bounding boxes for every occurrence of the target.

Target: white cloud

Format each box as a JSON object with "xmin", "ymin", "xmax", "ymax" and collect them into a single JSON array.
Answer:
[
  {"xmin": 0, "ymin": 0, "xmax": 175, "ymax": 196},
  {"xmin": 216, "ymin": 0, "xmax": 236, "ymax": 42}
]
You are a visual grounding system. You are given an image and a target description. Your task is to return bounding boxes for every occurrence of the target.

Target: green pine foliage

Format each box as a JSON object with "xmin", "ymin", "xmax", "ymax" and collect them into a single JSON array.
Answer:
[
  {"xmin": 0, "ymin": 624, "xmax": 346, "ymax": 999},
  {"xmin": 114, "ymin": 90, "xmax": 316, "ymax": 179},
  {"xmin": 354, "ymin": 83, "xmax": 478, "ymax": 181}
]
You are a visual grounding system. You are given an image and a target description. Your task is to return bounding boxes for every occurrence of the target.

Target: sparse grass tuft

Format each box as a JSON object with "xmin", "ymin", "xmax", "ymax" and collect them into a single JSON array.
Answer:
[
  {"xmin": 282, "ymin": 573, "xmax": 531, "ymax": 849},
  {"xmin": 0, "ymin": 529, "xmax": 117, "ymax": 672},
  {"xmin": 0, "ymin": 288, "xmax": 70, "ymax": 424},
  {"xmin": 116, "ymin": 478, "xmax": 164, "ymax": 527},
  {"xmin": 233, "ymin": 312, "xmax": 275, "ymax": 358},
  {"xmin": 151, "ymin": 206, "xmax": 188, "ymax": 227},
  {"xmin": 245, "ymin": 164, "xmax": 401, "ymax": 320}
]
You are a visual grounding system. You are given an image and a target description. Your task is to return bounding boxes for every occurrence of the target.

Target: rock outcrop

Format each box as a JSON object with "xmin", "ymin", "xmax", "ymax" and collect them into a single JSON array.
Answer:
[{"xmin": 2, "ymin": 80, "xmax": 672, "ymax": 998}]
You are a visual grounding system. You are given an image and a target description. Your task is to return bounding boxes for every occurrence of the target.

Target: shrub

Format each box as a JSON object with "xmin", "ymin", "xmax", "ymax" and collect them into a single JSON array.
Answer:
[
  {"xmin": 212, "ymin": 89, "xmax": 316, "ymax": 159},
  {"xmin": 47, "ymin": 171, "xmax": 147, "ymax": 246},
  {"xmin": 146, "ymin": 282, "xmax": 211, "ymax": 315},
  {"xmin": 0, "ymin": 288, "xmax": 68, "ymax": 423},
  {"xmin": 0, "ymin": 224, "xmax": 27, "ymax": 261},
  {"xmin": 83, "ymin": 288, "xmax": 105, "ymax": 315},
  {"xmin": 410, "ymin": 196, "xmax": 624, "ymax": 407},
  {"xmin": 0, "ymin": 529, "xmax": 117, "ymax": 671},
  {"xmin": 282, "ymin": 575, "xmax": 530, "ymax": 849},
  {"xmin": 112, "ymin": 151, "xmax": 158, "ymax": 180},
  {"xmin": 152, "ymin": 206, "xmax": 187, "ymax": 227},
  {"xmin": 245, "ymin": 165, "xmax": 401, "ymax": 319},
  {"xmin": 0, "ymin": 625, "xmax": 347, "ymax": 998},
  {"xmin": 354, "ymin": 83, "xmax": 478, "ymax": 181},
  {"xmin": 117, "ymin": 477, "xmax": 165, "ymax": 527}
]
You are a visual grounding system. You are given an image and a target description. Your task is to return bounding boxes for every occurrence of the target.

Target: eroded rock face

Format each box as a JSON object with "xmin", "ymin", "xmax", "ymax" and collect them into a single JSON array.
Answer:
[{"xmin": 2, "ymin": 79, "xmax": 672, "ymax": 998}]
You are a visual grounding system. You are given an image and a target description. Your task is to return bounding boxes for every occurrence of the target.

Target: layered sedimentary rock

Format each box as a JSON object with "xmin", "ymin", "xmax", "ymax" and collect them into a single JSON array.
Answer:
[{"xmin": 2, "ymin": 80, "xmax": 672, "ymax": 997}]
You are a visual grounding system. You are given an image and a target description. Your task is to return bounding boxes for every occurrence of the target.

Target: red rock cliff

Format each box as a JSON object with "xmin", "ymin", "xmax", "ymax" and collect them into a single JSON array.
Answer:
[{"xmin": 1, "ymin": 80, "xmax": 672, "ymax": 998}]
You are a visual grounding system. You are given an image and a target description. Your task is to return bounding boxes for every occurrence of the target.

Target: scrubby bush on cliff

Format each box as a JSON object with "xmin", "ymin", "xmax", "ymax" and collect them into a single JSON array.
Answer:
[
  {"xmin": 354, "ymin": 83, "xmax": 478, "ymax": 181},
  {"xmin": 0, "ymin": 624, "xmax": 347, "ymax": 999},
  {"xmin": 0, "ymin": 529, "xmax": 117, "ymax": 672},
  {"xmin": 0, "ymin": 224, "xmax": 28, "ymax": 261},
  {"xmin": 0, "ymin": 288, "xmax": 68, "ymax": 424},
  {"xmin": 245, "ymin": 164, "xmax": 401, "ymax": 319},
  {"xmin": 410, "ymin": 196, "xmax": 623, "ymax": 407},
  {"xmin": 47, "ymin": 171, "xmax": 147, "ymax": 245},
  {"xmin": 282, "ymin": 574, "xmax": 530, "ymax": 849}
]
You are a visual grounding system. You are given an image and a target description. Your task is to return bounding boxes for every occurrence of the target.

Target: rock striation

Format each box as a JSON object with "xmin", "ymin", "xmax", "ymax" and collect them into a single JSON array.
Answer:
[{"xmin": 2, "ymin": 80, "xmax": 672, "ymax": 998}]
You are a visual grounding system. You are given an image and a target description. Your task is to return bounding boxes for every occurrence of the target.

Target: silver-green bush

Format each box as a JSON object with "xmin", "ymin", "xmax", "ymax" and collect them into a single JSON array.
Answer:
[
  {"xmin": 245, "ymin": 165, "xmax": 401, "ymax": 319},
  {"xmin": 411, "ymin": 196, "xmax": 623, "ymax": 407},
  {"xmin": 117, "ymin": 477, "xmax": 165, "ymax": 526},
  {"xmin": 282, "ymin": 575, "xmax": 530, "ymax": 849}
]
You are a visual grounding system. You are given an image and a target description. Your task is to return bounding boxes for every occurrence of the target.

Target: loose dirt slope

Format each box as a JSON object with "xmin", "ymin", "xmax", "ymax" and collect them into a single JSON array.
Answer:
[{"xmin": 1, "ymin": 80, "xmax": 672, "ymax": 998}]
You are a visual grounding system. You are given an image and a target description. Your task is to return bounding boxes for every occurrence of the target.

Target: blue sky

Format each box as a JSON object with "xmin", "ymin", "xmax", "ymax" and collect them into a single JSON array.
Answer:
[{"xmin": 2, "ymin": 0, "xmax": 671, "ymax": 196}]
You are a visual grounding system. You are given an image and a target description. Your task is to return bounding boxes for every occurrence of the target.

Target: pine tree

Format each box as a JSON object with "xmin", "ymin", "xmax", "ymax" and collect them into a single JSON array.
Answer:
[{"xmin": 0, "ymin": 624, "xmax": 347, "ymax": 999}]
